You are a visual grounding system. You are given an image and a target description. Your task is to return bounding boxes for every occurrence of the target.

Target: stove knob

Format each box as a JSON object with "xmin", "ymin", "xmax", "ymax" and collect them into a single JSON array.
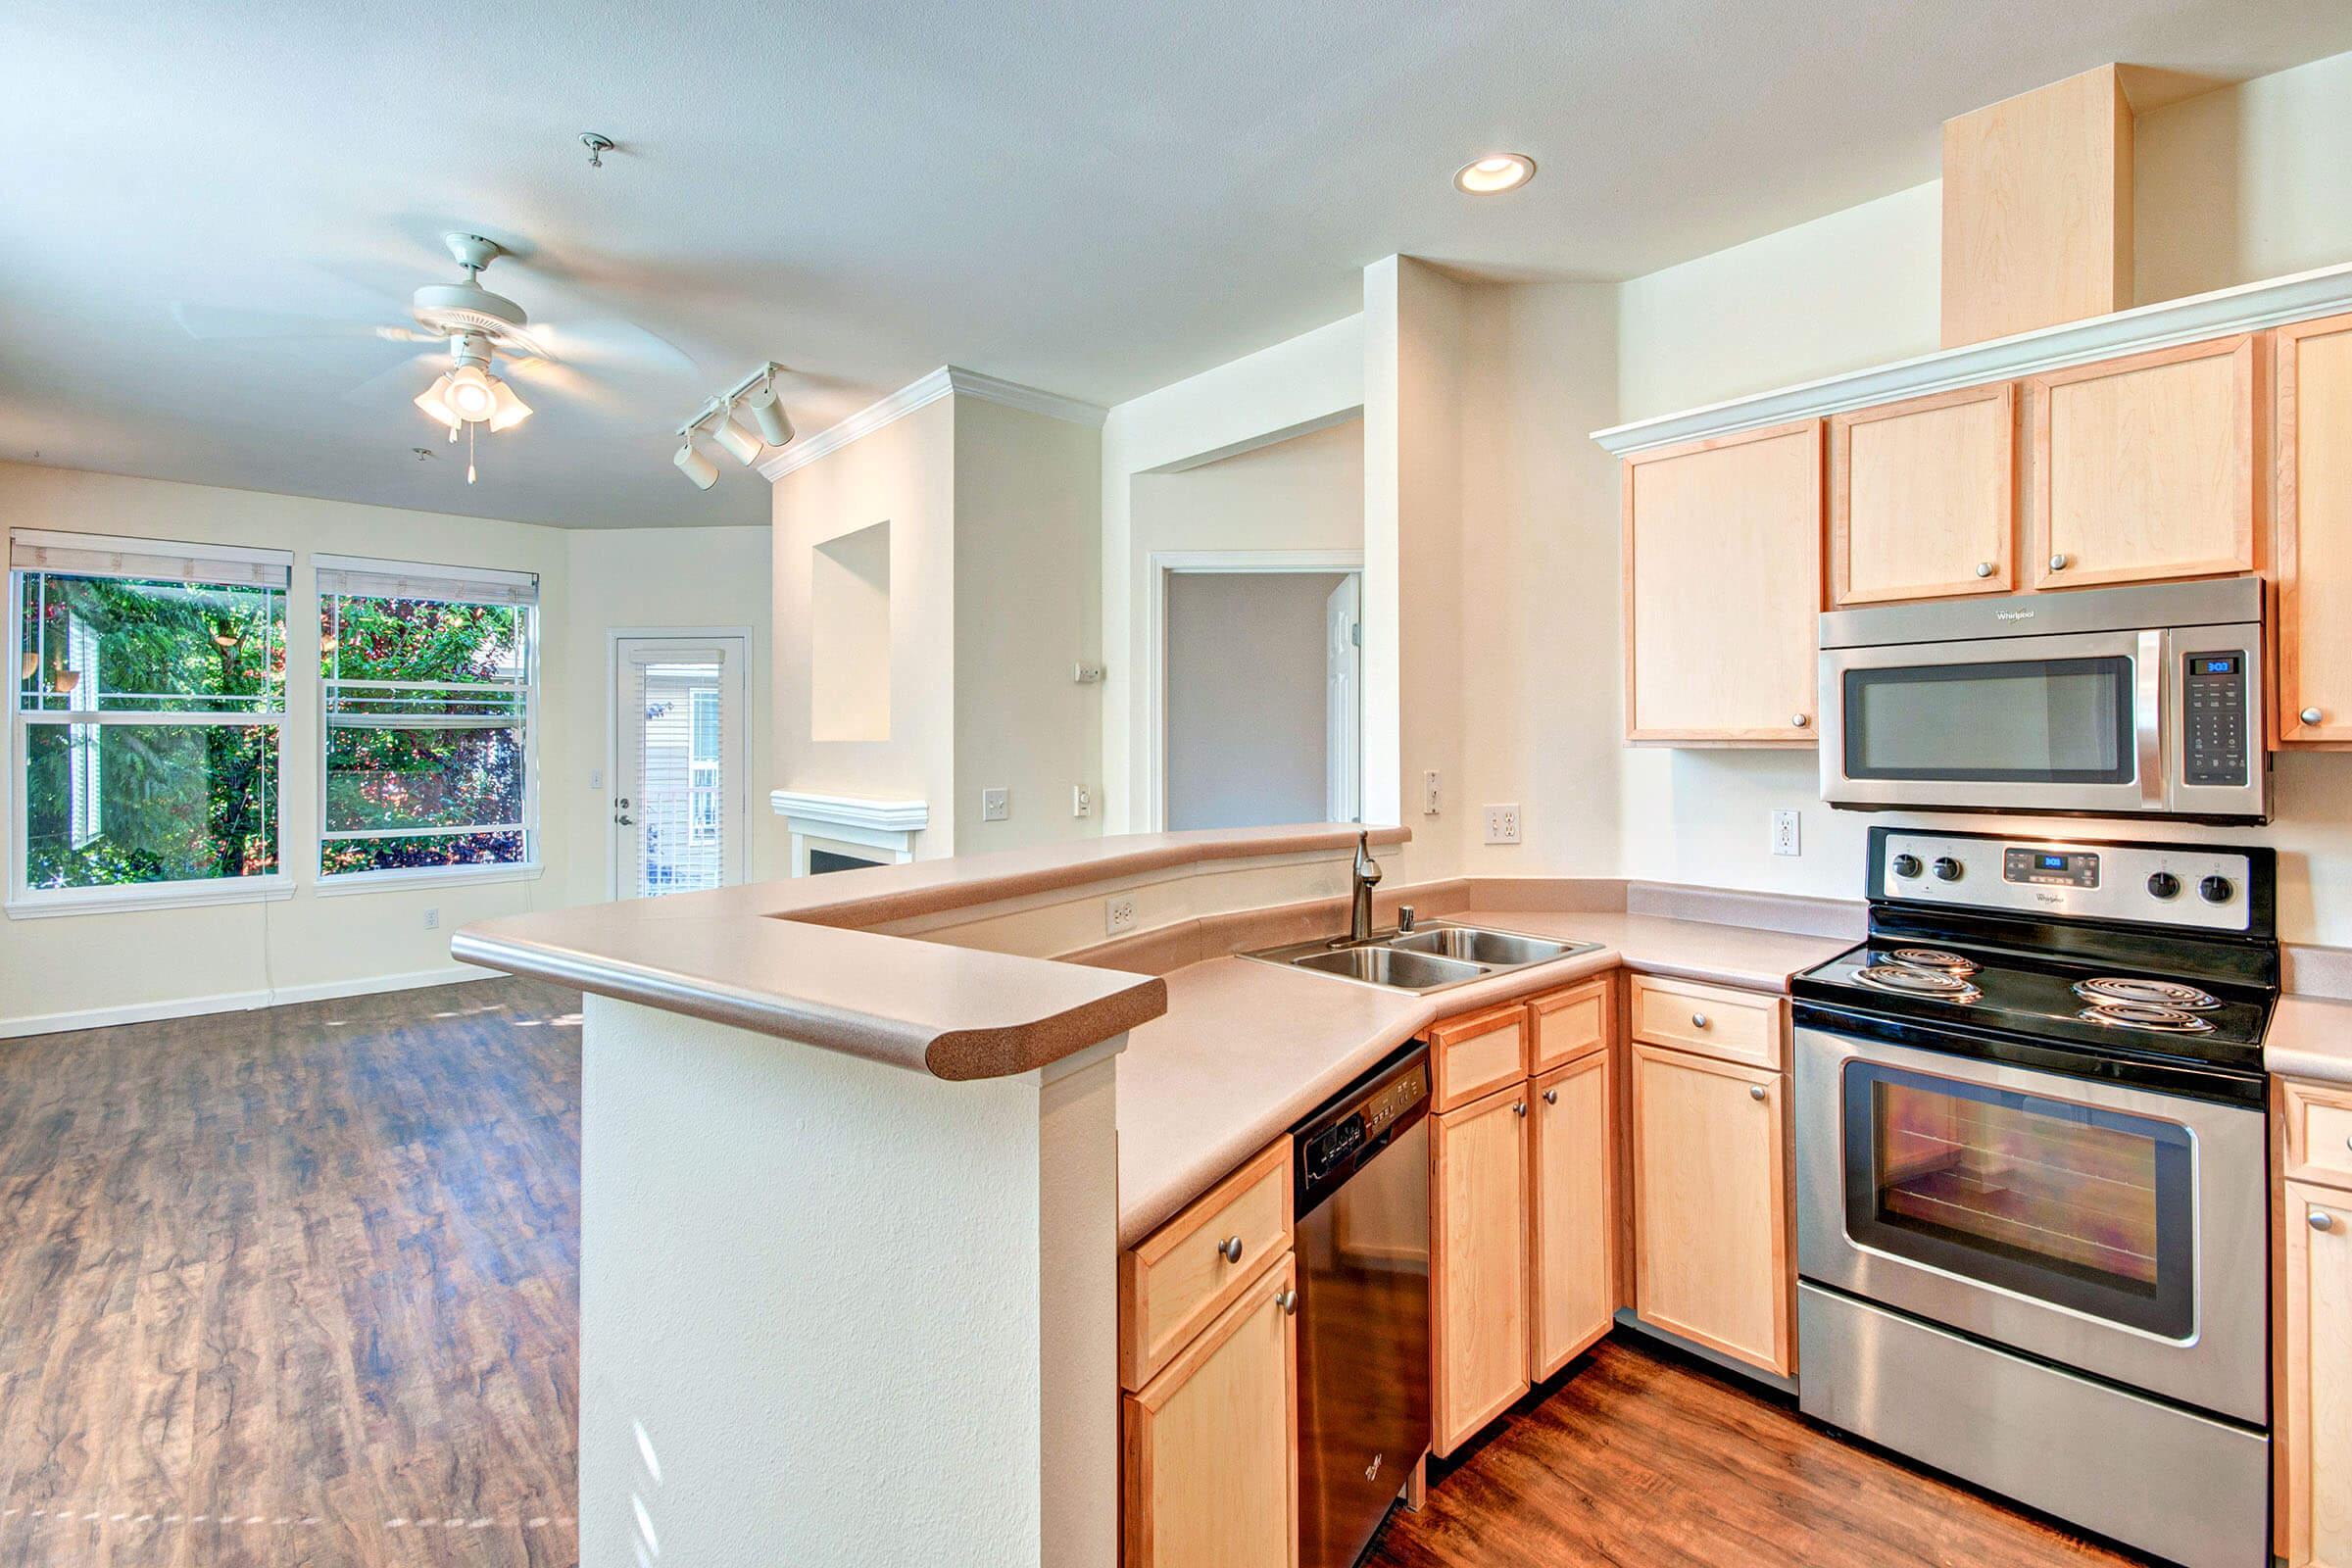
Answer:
[
  {"xmin": 1932, "ymin": 857, "xmax": 1964, "ymax": 883},
  {"xmin": 2199, "ymin": 875, "xmax": 2234, "ymax": 905},
  {"xmin": 1891, "ymin": 854, "xmax": 1924, "ymax": 880},
  {"xmin": 2146, "ymin": 872, "xmax": 2180, "ymax": 900}
]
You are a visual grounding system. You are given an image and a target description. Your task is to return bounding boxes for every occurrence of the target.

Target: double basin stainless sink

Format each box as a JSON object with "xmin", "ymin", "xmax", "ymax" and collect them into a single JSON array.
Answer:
[{"xmin": 1245, "ymin": 921, "xmax": 1600, "ymax": 994}]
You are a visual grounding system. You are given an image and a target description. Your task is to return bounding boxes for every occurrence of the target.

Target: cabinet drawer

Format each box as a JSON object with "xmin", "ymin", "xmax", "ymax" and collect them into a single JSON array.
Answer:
[
  {"xmin": 2282, "ymin": 1078, "xmax": 2352, "ymax": 1193},
  {"xmin": 1429, "ymin": 1001, "xmax": 1530, "ymax": 1112},
  {"xmin": 1630, "ymin": 975, "xmax": 1783, "ymax": 1069},
  {"xmin": 1121, "ymin": 1137, "xmax": 1292, "ymax": 1391},
  {"xmin": 1528, "ymin": 976, "xmax": 1613, "ymax": 1073}
]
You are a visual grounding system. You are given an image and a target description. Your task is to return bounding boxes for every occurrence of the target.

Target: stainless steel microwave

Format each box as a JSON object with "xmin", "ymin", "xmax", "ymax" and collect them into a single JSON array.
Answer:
[{"xmin": 1818, "ymin": 579, "xmax": 2270, "ymax": 823}]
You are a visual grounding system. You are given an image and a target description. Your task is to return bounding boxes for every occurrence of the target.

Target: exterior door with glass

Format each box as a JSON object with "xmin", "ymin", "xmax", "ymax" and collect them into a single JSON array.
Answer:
[{"xmin": 612, "ymin": 634, "xmax": 747, "ymax": 899}]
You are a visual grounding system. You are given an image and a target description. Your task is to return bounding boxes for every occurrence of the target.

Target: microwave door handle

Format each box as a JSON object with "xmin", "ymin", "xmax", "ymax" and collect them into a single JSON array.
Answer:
[{"xmin": 2135, "ymin": 628, "xmax": 2166, "ymax": 809}]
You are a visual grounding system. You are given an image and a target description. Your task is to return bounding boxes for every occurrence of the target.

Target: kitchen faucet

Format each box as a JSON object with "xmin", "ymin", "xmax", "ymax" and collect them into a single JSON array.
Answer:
[{"xmin": 1348, "ymin": 832, "xmax": 1382, "ymax": 943}]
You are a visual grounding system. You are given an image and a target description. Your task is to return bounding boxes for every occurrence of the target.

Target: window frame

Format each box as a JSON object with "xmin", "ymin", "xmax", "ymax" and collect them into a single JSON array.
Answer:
[
  {"xmin": 314, "ymin": 556, "xmax": 542, "ymax": 885},
  {"xmin": 7, "ymin": 532, "xmax": 295, "ymax": 918}
]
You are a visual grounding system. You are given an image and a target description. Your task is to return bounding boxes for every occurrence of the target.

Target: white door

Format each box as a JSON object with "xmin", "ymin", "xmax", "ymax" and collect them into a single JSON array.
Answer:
[
  {"xmin": 1325, "ymin": 573, "xmax": 1361, "ymax": 821},
  {"xmin": 613, "ymin": 635, "xmax": 748, "ymax": 899}
]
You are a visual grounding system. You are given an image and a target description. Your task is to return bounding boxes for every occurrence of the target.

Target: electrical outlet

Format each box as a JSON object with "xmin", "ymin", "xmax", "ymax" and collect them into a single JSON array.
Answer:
[
  {"xmin": 1073, "ymin": 662, "xmax": 1105, "ymax": 684},
  {"xmin": 1423, "ymin": 769, "xmax": 1442, "ymax": 815},
  {"xmin": 1482, "ymin": 804, "xmax": 1522, "ymax": 845},
  {"xmin": 1071, "ymin": 784, "xmax": 1092, "ymax": 818},
  {"xmin": 1771, "ymin": 809, "xmax": 1802, "ymax": 857},
  {"xmin": 981, "ymin": 787, "xmax": 1010, "ymax": 822},
  {"xmin": 422, "ymin": 907, "xmax": 440, "ymax": 931},
  {"xmin": 1105, "ymin": 895, "xmax": 1138, "ymax": 936}
]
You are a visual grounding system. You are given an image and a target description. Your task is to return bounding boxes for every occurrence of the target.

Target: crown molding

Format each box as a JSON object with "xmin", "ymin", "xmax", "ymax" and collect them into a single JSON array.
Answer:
[
  {"xmin": 1591, "ymin": 260, "xmax": 2352, "ymax": 458},
  {"xmin": 757, "ymin": 366, "xmax": 1107, "ymax": 481}
]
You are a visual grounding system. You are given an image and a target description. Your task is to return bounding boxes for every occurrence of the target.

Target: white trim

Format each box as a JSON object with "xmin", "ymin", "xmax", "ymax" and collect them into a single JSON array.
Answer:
[
  {"xmin": 6, "ymin": 872, "xmax": 296, "ymax": 919},
  {"xmin": 609, "ymin": 629, "xmax": 754, "ymax": 900},
  {"xmin": 1144, "ymin": 549, "xmax": 1365, "ymax": 833},
  {"xmin": 311, "ymin": 860, "xmax": 544, "ymax": 896},
  {"xmin": 767, "ymin": 791, "xmax": 931, "ymax": 832},
  {"xmin": 0, "ymin": 963, "xmax": 494, "ymax": 1041},
  {"xmin": 756, "ymin": 366, "xmax": 1106, "ymax": 480},
  {"xmin": 1592, "ymin": 260, "xmax": 2352, "ymax": 457}
]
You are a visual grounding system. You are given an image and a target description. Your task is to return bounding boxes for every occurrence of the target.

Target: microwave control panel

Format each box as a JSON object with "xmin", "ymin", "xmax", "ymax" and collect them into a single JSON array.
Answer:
[{"xmin": 2183, "ymin": 652, "xmax": 2249, "ymax": 787}]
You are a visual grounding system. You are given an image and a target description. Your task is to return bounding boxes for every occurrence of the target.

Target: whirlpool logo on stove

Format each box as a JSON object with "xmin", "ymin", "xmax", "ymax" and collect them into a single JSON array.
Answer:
[{"xmin": 1994, "ymin": 610, "xmax": 2038, "ymax": 621}]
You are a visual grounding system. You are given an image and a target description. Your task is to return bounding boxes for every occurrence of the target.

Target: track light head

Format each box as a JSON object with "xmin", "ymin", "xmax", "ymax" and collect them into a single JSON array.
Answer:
[
  {"xmin": 673, "ymin": 440, "xmax": 719, "ymax": 491},
  {"xmin": 740, "ymin": 373, "xmax": 794, "ymax": 447},
  {"xmin": 709, "ymin": 407, "xmax": 761, "ymax": 466}
]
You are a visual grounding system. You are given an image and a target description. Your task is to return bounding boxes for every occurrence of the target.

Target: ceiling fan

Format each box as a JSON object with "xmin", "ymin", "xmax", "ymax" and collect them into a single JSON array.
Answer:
[{"xmin": 172, "ymin": 231, "xmax": 697, "ymax": 483}]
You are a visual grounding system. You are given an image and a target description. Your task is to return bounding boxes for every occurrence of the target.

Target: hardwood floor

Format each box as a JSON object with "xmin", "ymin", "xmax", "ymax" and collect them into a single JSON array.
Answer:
[
  {"xmin": 0, "ymin": 978, "xmax": 581, "ymax": 1568},
  {"xmin": 1365, "ymin": 1336, "xmax": 2154, "ymax": 1568}
]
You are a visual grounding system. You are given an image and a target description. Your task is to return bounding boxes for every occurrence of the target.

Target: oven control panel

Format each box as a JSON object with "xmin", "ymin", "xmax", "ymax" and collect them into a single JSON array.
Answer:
[
  {"xmin": 2183, "ymin": 651, "xmax": 2251, "ymax": 788},
  {"xmin": 1879, "ymin": 829, "xmax": 2256, "ymax": 933}
]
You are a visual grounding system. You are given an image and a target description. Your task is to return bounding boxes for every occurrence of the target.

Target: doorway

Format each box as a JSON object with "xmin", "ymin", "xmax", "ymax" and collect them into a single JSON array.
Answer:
[
  {"xmin": 610, "ymin": 631, "xmax": 750, "ymax": 899},
  {"xmin": 1152, "ymin": 554, "xmax": 1362, "ymax": 831}
]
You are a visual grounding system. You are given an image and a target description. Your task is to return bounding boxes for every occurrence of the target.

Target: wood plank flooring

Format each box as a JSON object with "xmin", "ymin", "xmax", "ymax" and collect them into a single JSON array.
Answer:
[
  {"xmin": 1365, "ymin": 1337, "xmax": 2154, "ymax": 1568},
  {"xmin": 0, "ymin": 978, "xmax": 581, "ymax": 1568}
]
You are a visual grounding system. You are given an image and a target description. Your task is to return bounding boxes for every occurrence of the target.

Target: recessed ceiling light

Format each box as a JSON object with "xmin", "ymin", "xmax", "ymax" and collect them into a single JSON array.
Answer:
[{"xmin": 1454, "ymin": 153, "xmax": 1536, "ymax": 195}]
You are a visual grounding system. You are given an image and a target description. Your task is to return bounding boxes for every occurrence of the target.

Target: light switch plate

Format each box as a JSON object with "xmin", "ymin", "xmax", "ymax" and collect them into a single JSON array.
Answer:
[
  {"xmin": 981, "ymin": 787, "xmax": 1010, "ymax": 822},
  {"xmin": 1072, "ymin": 784, "xmax": 1092, "ymax": 818},
  {"xmin": 1482, "ymin": 805, "xmax": 1521, "ymax": 845},
  {"xmin": 1772, "ymin": 808, "xmax": 1802, "ymax": 857},
  {"xmin": 1423, "ymin": 770, "xmax": 1442, "ymax": 815}
]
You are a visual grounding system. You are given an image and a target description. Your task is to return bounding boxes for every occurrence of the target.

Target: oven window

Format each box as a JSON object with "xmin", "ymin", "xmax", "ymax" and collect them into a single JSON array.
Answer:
[
  {"xmin": 1842, "ymin": 657, "xmax": 2134, "ymax": 782},
  {"xmin": 1841, "ymin": 1061, "xmax": 2193, "ymax": 1339}
]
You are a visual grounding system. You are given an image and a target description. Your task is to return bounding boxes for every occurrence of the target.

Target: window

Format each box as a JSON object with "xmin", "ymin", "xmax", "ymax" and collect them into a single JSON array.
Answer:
[
  {"xmin": 317, "ymin": 557, "xmax": 538, "ymax": 878},
  {"xmin": 10, "ymin": 530, "xmax": 290, "ymax": 908}
]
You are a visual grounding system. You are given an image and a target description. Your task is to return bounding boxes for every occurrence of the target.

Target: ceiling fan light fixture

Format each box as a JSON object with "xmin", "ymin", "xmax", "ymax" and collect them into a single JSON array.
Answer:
[
  {"xmin": 446, "ymin": 364, "xmax": 499, "ymax": 422},
  {"xmin": 414, "ymin": 373, "xmax": 459, "ymax": 427},
  {"xmin": 488, "ymin": 377, "xmax": 533, "ymax": 432},
  {"xmin": 673, "ymin": 440, "xmax": 719, "ymax": 491},
  {"xmin": 709, "ymin": 407, "xmax": 761, "ymax": 466}
]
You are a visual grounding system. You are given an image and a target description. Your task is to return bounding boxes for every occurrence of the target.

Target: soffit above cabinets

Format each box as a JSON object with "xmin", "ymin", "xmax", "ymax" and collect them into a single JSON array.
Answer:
[{"xmin": 1591, "ymin": 260, "xmax": 2352, "ymax": 458}]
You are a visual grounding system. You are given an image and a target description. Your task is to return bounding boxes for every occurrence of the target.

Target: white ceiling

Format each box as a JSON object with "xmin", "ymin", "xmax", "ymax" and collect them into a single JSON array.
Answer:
[{"xmin": 7, "ymin": 0, "xmax": 2351, "ymax": 529}]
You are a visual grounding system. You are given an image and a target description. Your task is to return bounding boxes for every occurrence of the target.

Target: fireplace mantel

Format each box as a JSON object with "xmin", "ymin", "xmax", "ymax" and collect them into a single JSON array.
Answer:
[{"xmin": 770, "ymin": 790, "xmax": 930, "ymax": 873}]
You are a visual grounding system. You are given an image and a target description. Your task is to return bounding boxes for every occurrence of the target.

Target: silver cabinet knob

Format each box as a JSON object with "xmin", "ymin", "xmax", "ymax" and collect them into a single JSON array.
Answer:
[
  {"xmin": 1217, "ymin": 1236, "xmax": 1244, "ymax": 1264},
  {"xmin": 1791, "ymin": 713, "xmax": 1810, "ymax": 728},
  {"xmin": 2315, "ymin": 1211, "xmax": 2336, "ymax": 1233},
  {"xmin": 1748, "ymin": 1084, "xmax": 1768, "ymax": 1102},
  {"xmin": 2049, "ymin": 553, "xmax": 2070, "ymax": 571},
  {"xmin": 1511, "ymin": 1100, "xmax": 1527, "ymax": 1118},
  {"xmin": 1690, "ymin": 1012, "xmax": 1710, "ymax": 1029},
  {"xmin": 2302, "ymin": 708, "xmax": 2325, "ymax": 726},
  {"xmin": 1975, "ymin": 562, "xmax": 1994, "ymax": 577},
  {"xmin": 1543, "ymin": 1088, "xmax": 1559, "ymax": 1105},
  {"xmin": 1276, "ymin": 1288, "xmax": 1298, "ymax": 1315}
]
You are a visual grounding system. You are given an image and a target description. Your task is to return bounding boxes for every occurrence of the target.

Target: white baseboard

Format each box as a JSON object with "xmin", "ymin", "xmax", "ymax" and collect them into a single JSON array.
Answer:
[{"xmin": 0, "ymin": 963, "xmax": 497, "ymax": 1041}]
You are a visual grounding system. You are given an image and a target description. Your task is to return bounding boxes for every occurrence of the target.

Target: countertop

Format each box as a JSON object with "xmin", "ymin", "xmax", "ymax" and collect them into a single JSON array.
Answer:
[
  {"xmin": 2268, "ymin": 994, "xmax": 2352, "ymax": 1086},
  {"xmin": 1114, "ymin": 909, "xmax": 1853, "ymax": 1247}
]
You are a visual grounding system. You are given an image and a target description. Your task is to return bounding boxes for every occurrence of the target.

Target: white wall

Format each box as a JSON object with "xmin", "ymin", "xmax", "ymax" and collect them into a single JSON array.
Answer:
[
  {"xmin": 1124, "ymin": 418, "xmax": 1364, "ymax": 829},
  {"xmin": 0, "ymin": 461, "xmax": 773, "ymax": 1034},
  {"xmin": 1163, "ymin": 570, "xmax": 1348, "ymax": 830},
  {"xmin": 1101, "ymin": 316, "xmax": 1363, "ymax": 830}
]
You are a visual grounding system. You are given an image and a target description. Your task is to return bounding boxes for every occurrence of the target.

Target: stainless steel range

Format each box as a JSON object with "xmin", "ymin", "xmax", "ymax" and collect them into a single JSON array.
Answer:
[{"xmin": 1792, "ymin": 826, "xmax": 2276, "ymax": 1568}]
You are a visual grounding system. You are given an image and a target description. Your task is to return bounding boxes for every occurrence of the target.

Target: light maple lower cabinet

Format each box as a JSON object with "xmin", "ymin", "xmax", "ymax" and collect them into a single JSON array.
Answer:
[
  {"xmin": 2282, "ymin": 1181, "xmax": 2352, "ymax": 1567},
  {"xmin": 1630, "ymin": 1043, "xmax": 1792, "ymax": 1377},
  {"xmin": 1123, "ymin": 1252, "xmax": 1298, "ymax": 1568},
  {"xmin": 1529, "ymin": 1048, "xmax": 1614, "ymax": 1380},
  {"xmin": 1431, "ymin": 1080, "xmax": 1529, "ymax": 1456},
  {"xmin": 1621, "ymin": 419, "xmax": 1824, "ymax": 744},
  {"xmin": 2278, "ymin": 312, "xmax": 2352, "ymax": 747}
]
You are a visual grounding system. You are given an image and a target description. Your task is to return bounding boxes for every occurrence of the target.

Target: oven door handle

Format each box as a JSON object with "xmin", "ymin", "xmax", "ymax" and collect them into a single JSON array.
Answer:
[{"xmin": 2134, "ymin": 628, "xmax": 2166, "ymax": 811}]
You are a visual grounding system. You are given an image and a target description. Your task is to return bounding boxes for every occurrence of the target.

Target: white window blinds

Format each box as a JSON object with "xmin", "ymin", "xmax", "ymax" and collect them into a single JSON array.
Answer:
[
  {"xmin": 11, "ymin": 529, "xmax": 291, "ymax": 589},
  {"xmin": 313, "ymin": 555, "xmax": 538, "ymax": 607}
]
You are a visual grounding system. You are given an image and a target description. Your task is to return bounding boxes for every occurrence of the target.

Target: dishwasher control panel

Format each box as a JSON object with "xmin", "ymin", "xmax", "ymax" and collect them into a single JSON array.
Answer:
[{"xmin": 1295, "ymin": 1048, "xmax": 1430, "ymax": 1214}]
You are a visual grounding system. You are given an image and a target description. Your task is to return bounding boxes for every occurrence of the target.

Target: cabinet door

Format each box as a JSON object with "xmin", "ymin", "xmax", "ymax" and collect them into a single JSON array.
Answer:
[
  {"xmin": 1530, "ymin": 1051, "xmax": 1614, "ymax": 1381},
  {"xmin": 2029, "ymin": 334, "xmax": 2265, "ymax": 589},
  {"xmin": 1622, "ymin": 419, "xmax": 1823, "ymax": 743},
  {"xmin": 1631, "ymin": 1045, "xmax": 1791, "ymax": 1376},
  {"xmin": 1123, "ymin": 1253, "xmax": 1298, "ymax": 1568},
  {"xmin": 1431, "ymin": 1082, "xmax": 1529, "ymax": 1455},
  {"xmin": 1830, "ymin": 383, "xmax": 2016, "ymax": 604},
  {"xmin": 2278, "ymin": 313, "xmax": 2352, "ymax": 747},
  {"xmin": 2282, "ymin": 1183, "xmax": 2352, "ymax": 1568}
]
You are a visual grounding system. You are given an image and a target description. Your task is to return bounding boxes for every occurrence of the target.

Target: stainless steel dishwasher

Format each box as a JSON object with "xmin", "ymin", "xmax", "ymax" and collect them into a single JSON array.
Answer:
[{"xmin": 1292, "ymin": 1042, "xmax": 1432, "ymax": 1568}]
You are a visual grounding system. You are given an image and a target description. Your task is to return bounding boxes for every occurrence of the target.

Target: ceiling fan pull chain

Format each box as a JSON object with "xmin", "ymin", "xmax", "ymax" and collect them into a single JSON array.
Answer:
[{"xmin": 467, "ymin": 422, "xmax": 477, "ymax": 485}]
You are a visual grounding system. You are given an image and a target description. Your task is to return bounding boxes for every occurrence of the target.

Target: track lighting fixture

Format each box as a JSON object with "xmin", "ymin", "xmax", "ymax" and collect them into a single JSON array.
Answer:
[{"xmin": 670, "ymin": 362, "xmax": 795, "ymax": 490}]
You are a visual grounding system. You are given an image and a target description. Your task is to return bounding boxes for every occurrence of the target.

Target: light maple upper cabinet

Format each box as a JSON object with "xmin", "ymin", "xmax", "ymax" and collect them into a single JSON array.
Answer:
[
  {"xmin": 1830, "ymin": 383, "xmax": 2017, "ymax": 604},
  {"xmin": 1630, "ymin": 1043, "xmax": 1791, "ymax": 1377},
  {"xmin": 2279, "ymin": 1181, "xmax": 2350, "ymax": 1568},
  {"xmin": 1622, "ymin": 419, "xmax": 1824, "ymax": 744},
  {"xmin": 1431, "ymin": 1080, "xmax": 1529, "ymax": 1456},
  {"xmin": 2028, "ymin": 333, "xmax": 2268, "ymax": 590},
  {"xmin": 2278, "ymin": 313, "xmax": 2352, "ymax": 748},
  {"xmin": 1528, "ymin": 1048, "xmax": 1614, "ymax": 1382}
]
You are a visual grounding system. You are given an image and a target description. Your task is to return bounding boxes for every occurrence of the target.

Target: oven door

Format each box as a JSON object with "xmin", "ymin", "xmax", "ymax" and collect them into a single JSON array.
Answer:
[{"xmin": 1794, "ymin": 1025, "xmax": 2267, "ymax": 1423}]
